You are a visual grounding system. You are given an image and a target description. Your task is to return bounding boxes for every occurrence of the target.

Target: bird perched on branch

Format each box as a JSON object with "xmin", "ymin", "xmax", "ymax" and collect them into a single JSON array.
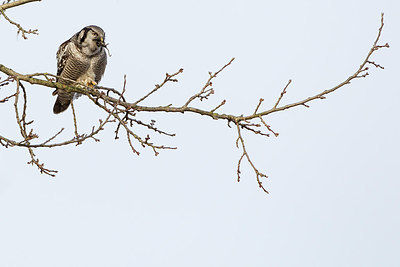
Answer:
[{"xmin": 53, "ymin": 25, "xmax": 108, "ymax": 114}]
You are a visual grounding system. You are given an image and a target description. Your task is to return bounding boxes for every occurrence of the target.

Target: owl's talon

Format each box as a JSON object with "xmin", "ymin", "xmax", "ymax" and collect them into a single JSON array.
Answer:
[{"xmin": 87, "ymin": 81, "xmax": 97, "ymax": 88}]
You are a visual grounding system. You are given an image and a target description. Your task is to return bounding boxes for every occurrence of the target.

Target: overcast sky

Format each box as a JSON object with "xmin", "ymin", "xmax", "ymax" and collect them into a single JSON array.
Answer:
[{"xmin": 1, "ymin": 0, "xmax": 399, "ymax": 266}]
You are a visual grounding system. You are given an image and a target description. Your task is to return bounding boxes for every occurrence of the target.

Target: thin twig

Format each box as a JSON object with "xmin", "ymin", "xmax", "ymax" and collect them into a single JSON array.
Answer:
[
  {"xmin": 42, "ymin": 128, "xmax": 64, "ymax": 145},
  {"xmin": 133, "ymin": 69, "xmax": 183, "ymax": 106},
  {"xmin": 0, "ymin": 92, "xmax": 16, "ymax": 103},
  {"xmin": 210, "ymin": 100, "xmax": 226, "ymax": 113},
  {"xmin": 183, "ymin": 58, "xmax": 235, "ymax": 107},
  {"xmin": 70, "ymin": 100, "xmax": 81, "ymax": 145},
  {"xmin": 273, "ymin": 79, "xmax": 291, "ymax": 109},
  {"xmin": 259, "ymin": 117, "xmax": 279, "ymax": 137},
  {"xmin": 253, "ymin": 98, "xmax": 264, "ymax": 115}
]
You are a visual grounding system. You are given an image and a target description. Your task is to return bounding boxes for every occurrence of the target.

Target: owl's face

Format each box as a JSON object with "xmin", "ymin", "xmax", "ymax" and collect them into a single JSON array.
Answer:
[{"xmin": 76, "ymin": 25, "xmax": 106, "ymax": 56}]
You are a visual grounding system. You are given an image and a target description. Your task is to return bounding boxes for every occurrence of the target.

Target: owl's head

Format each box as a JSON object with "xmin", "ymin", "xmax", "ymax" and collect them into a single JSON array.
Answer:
[{"xmin": 76, "ymin": 25, "xmax": 106, "ymax": 56}]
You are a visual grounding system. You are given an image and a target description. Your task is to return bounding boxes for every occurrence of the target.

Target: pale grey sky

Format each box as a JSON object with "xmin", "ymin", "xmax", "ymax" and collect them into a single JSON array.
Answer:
[{"xmin": 1, "ymin": 0, "xmax": 399, "ymax": 266}]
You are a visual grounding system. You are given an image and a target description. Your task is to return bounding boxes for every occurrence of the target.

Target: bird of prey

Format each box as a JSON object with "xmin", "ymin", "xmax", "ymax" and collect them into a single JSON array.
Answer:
[{"xmin": 53, "ymin": 25, "xmax": 108, "ymax": 114}]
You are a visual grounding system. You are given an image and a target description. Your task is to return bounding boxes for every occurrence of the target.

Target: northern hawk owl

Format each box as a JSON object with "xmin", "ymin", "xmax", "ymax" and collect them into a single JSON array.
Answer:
[{"xmin": 53, "ymin": 25, "xmax": 108, "ymax": 114}]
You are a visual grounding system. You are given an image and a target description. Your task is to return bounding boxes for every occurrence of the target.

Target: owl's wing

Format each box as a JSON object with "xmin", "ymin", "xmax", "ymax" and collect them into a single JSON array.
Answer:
[{"xmin": 56, "ymin": 39, "xmax": 70, "ymax": 78}]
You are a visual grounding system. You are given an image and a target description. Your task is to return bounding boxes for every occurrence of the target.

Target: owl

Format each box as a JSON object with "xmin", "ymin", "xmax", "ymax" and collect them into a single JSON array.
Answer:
[{"xmin": 53, "ymin": 25, "xmax": 108, "ymax": 114}]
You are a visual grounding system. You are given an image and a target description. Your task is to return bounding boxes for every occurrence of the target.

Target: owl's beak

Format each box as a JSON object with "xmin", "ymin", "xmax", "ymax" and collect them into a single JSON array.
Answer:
[{"xmin": 95, "ymin": 37, "xmax": 106, "ymax": 47}]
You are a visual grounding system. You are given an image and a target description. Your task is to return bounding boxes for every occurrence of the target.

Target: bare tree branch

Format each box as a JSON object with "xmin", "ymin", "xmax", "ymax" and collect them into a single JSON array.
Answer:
[
  {"xmin": 0, "ymin": 7, "xmax": 389, "ymax": 193},
  {"xmin": 0, "ymin": 0, "xmax": 41, "ymax": 10},
  {"xmin": 235, "ymin": 121, "xmax": 269, "ymax": 193}
]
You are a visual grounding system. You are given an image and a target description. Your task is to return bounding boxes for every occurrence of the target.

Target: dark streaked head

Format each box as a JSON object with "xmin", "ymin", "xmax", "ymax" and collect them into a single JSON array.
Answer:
[{"xmin": 76, "ymin": 25, "xmax": 106, "ymax": 56}]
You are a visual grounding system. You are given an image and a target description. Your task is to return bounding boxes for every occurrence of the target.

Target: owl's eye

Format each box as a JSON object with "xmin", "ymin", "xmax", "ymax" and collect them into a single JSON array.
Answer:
[{"xmin": 92, "ymin": 32, "xmax": 98, "ymax": 37}]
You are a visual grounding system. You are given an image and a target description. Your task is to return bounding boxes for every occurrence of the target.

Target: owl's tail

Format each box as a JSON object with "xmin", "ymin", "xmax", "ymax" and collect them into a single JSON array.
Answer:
[{"xmin": 53, "ymin": 90, "xmax": 72, "ymax": 114}]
